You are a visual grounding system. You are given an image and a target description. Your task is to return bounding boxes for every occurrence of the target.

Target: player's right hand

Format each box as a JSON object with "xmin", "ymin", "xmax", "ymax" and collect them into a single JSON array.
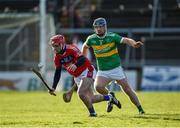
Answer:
[
  {"xmin": 49, "ymin": 88, "xmax": 56, "ymax": 96},
  {"xmin": 133, "ymin": 41, "xmax": 143, "ymax": 48}
]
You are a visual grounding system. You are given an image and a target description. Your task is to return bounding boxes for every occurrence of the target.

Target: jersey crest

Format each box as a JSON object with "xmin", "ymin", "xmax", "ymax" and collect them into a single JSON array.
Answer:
[{"xmin": 60, "ymin": 55, "xmax": 74, "ymax": 64}]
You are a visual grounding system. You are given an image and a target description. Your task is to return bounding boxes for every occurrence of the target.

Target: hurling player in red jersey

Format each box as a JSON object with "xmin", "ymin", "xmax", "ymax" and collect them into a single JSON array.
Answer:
[{"xmin": 49, "ymin": 34, "xmax": 121, "ymax": 117}]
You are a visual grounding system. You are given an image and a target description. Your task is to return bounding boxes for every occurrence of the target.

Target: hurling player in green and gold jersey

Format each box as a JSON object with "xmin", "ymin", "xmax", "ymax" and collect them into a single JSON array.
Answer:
[{"xmin": 82, "ymin": 17, "xmax": 145, "ymax": 114}]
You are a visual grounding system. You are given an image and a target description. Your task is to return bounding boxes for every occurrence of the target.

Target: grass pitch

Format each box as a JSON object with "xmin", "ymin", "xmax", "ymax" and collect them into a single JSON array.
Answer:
[{"xmin": 0, "ymin": 91, "xmax": 180, "ymax": 127}]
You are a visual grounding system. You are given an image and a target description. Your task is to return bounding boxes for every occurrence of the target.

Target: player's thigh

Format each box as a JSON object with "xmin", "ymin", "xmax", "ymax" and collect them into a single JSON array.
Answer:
[
  {"xmin": 94, "ymin": 76, "xmax": 112, "ymax": 87},
  {"xmin": 78, "ymin": 77, "xmax": 94, "ymax": 94}
]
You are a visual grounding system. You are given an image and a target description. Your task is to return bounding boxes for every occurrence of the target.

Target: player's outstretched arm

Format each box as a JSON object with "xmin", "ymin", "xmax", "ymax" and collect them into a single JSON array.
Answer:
[
  {"xmin": 82, "ymin": 43, "xmax": 89, "ymax": 57},
  {"xmin": 122, "ymin": 37, "xmax": 143, "ymax": 48}
]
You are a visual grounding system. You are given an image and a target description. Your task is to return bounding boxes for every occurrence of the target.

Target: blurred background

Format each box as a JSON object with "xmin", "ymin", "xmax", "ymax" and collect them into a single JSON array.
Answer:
[{"xmin": 0, "ymin": 0, "xmax": 180, "ymax": 92}]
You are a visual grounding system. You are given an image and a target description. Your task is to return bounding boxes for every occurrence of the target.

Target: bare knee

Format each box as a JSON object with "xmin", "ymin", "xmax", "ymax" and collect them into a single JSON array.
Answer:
[
  {"xmin": 123, "ymin": 85, "xmax": 133, "ymax": 94},
  {"xmin": 95, "ymin": 85, "xmax": 102, "ymax": 93},
  {"xmin": 77, "ymin": 90, "xmax": 86, "ymax": 100},
  {"xmin": 117, "ymin": 79, "xmax": 133, "ymax": 94}
]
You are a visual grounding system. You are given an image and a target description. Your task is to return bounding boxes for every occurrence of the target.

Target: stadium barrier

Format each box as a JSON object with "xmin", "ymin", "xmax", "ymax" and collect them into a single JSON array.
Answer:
[
  {"xmin": 141, "ymin": 66, "xmax": 180, "ymax": 91},
  {"xmin": 0, "ymin": 70, "xmax": 137, "ymax": 91}
]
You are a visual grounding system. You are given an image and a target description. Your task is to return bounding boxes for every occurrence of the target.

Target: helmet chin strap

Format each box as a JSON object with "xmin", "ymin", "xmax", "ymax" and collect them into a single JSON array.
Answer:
[
  {"xmin": 97, "ymin": 33, "xmax": 104, "ymax": 37},
  {"xmin": 59, "ymin": 44, "xmax": 66, "ymax": 54},
  {"xmin": 96, "ymin": 31, "xmax": 107, "ymax": 39}
]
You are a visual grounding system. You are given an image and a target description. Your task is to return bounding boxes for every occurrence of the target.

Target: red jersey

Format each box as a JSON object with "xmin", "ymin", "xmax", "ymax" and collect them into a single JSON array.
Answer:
[{"xmin": 54, "ymin": 44, "xmax": 93, "ymax": 77}]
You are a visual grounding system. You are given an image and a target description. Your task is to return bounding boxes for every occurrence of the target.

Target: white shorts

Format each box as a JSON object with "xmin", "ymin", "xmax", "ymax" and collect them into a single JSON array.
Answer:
[
  {"xmin": 96, "ymin": 66, "xmax": 126, "ymax": 80},
  {"xmin": 74, "ymin": 68, "xmax": 96, "ymax": 87}
]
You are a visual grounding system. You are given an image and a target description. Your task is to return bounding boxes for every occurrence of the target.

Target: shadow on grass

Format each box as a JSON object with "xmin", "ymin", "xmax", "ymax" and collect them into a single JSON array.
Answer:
[
  {"xmin": 87, "ymin": 113, "xmax": 180, "ymax": 122},
  {"xmin": 73, "ymin": 121, "xmax": 83, "ymax": 124},
  {"xmin": 133, "ymin": 113, "xmax": 180, "ymax": 121},
  {"xmin": 98, "ymin": 114, "xmax": 123, "ymax": 119}
]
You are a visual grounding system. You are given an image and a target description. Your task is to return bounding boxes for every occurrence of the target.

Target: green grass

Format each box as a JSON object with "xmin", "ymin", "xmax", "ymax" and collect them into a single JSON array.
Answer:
[{"xmin": 0, "ymin": 91, "xmax": 180, "ymax": 127}]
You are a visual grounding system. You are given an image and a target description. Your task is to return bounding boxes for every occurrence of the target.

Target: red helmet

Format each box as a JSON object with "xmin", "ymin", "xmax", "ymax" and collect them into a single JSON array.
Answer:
[{"xmin": 50, "ymin": 34, "xmax": 65, "ymax": 45}]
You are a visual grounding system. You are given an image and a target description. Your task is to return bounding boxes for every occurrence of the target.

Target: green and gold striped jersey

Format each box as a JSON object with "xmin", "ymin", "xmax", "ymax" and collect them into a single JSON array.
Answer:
[{"xmin": 85, "ymin": 32, "xmax": 123, "ymax": 71}]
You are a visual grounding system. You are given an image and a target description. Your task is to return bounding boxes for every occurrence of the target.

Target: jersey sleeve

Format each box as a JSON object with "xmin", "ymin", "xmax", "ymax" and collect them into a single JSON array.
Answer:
[
  {"xmin": 114, "ymin": 33, "xmax": 123, "ymax": 44},
  {"xmin": 70, "ymin": 45, "xmax": 82, "ymax": 58}
]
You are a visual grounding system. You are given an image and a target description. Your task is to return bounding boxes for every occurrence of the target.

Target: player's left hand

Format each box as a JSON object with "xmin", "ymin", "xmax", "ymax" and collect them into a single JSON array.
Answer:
[
  {"xmin": 67, "ymin": 64, "xmax": 77, "ymax": 72},
  {"xmin": 133, "ymin": 41, "xmax": 143, "ymax": 48},
  {"xmin": 49, "ymin": 88, "xmax": 56, "ymax": 96}
]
